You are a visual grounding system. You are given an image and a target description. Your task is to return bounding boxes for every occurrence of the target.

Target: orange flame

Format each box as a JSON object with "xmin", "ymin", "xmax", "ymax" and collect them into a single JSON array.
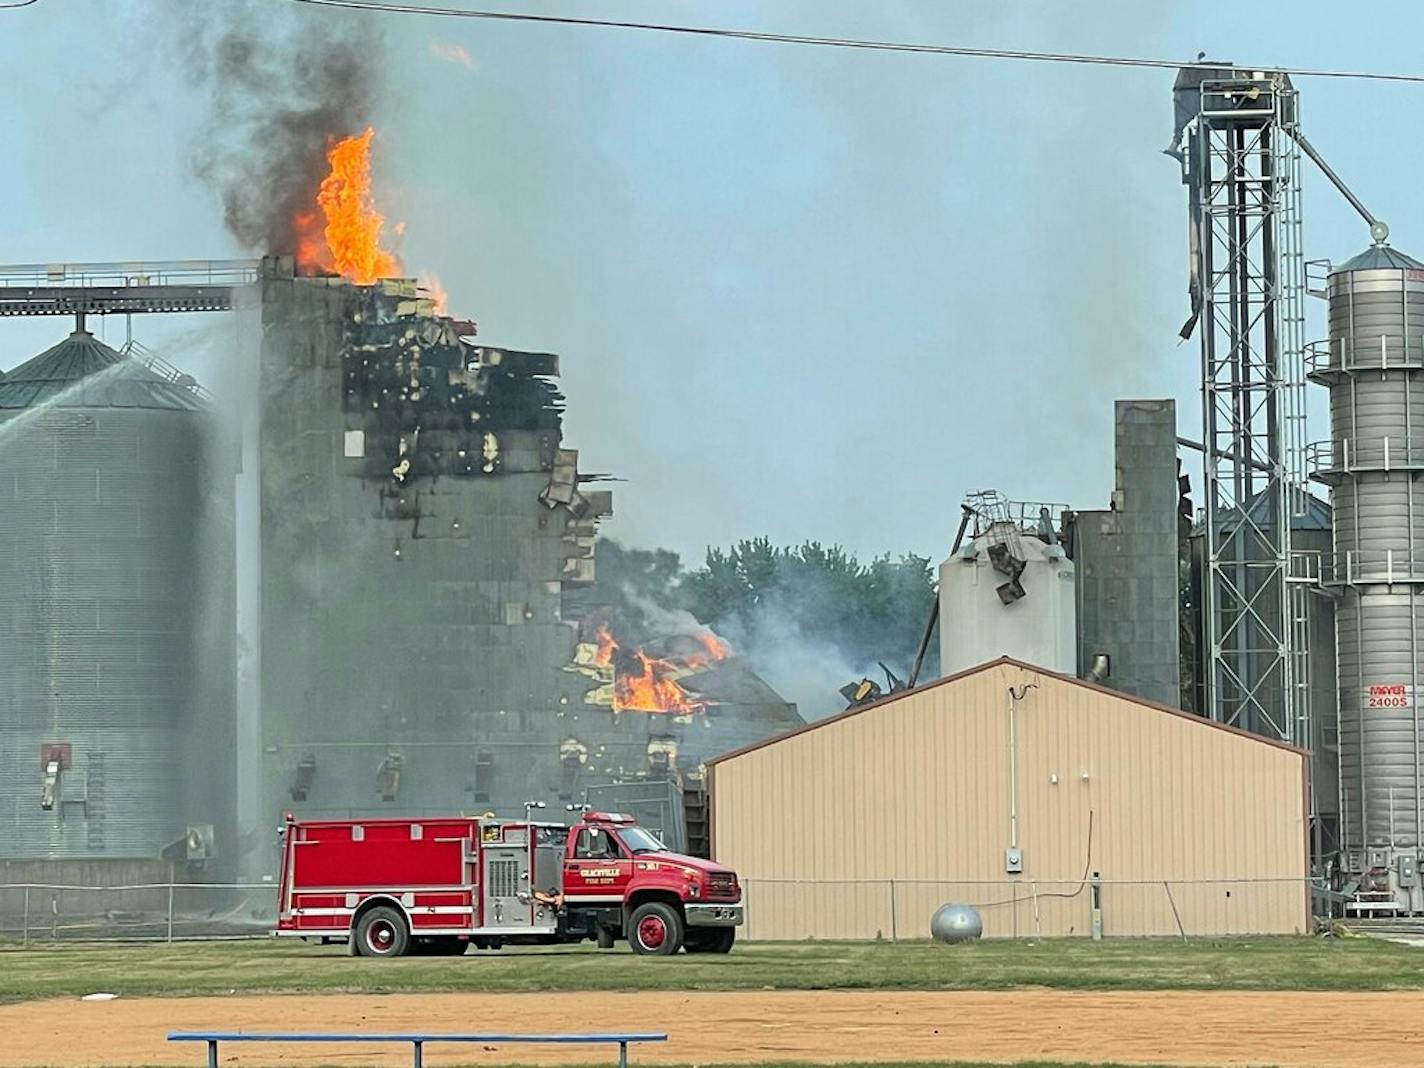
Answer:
[
  {"xmin": 419, "ymin": 272, "xmax": 449, "ymax": 315},
  {"xmin": 686, "ymin": 630, "xmax": 731, "ymax": 667},
  {"xmin": 617, "ymin": 649, "xmax": 704, "ymax": 715},
  {"xmin": 594, "ymin": 625, "xmax": 617, "ymax": 668},
  {"xmin": 592, "ymin": 624, "xmax": 710, "ymax": 715},
  {"xmin": 297, "ymin": 127, "xmax": 400, "ymax": 285}
]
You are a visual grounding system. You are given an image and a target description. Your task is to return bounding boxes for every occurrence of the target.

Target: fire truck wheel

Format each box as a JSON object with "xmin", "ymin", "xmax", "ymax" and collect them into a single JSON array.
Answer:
[
  {"xmin": 688, "ymin": 927, "xmax": 735, "ymax": 954},
  {"xmin": 355, "ymin": 906, "xmax": 410, "ymax": 958},
  {"xmin": 473, "ymin": 937, "xmax": 505, "ymax": 950},
  {"xmin": 628, "ymin": 902, "xmax": 683, "ymax": 956},
  {"xmin": 595, "ymin": 925, "xmax": 616, "ymax": 950}
]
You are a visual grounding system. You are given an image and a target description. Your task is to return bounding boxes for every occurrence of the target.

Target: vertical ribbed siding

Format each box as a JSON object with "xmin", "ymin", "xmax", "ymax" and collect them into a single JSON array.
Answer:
[
  {"xmin": 1337, "ymin": 592, "xmax": 1424, "ymax": 848},
  {"xmin": 713, "ymin": 663, "xmax": 1308, "ymax": 939},
  {"xmin": 0, "ymin": 407, "xmax": 211, "ymax": 859},
  {"xmin": 1323, "ymin": 264, "xmax": 1424, "ymax": 856}
]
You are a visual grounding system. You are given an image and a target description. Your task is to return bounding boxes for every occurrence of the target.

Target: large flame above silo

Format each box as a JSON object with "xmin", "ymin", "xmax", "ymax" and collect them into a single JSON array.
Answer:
[{"xmin": 296, "ymin": 127, "xmax": 401, "ymax": 284}]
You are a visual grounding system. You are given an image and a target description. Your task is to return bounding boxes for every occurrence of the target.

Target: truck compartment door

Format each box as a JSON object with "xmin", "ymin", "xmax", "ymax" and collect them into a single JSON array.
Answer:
[{"xmin": 482, "ymin": 828, "xmax": 533, "ymax": 928}]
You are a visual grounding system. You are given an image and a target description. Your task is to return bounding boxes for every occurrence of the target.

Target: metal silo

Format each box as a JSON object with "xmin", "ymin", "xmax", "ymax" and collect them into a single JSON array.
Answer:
[
  {"xmin": 1308, "ymin": 245, "xmax": 1424, "ymax": 910},
  {"xmin": 0, "ymin": 328, "xmax": 228, "ymax": 872}
]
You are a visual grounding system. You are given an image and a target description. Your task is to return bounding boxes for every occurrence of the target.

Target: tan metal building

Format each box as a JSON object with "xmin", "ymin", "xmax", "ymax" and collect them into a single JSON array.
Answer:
[{"xmin": 708, "ymin": 657, "xmax": 1309, "ymax": 939}]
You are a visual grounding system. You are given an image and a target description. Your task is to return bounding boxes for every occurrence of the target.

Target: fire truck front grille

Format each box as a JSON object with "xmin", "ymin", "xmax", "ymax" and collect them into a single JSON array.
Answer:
[
  {"xmin": 488, "ymin": 859, "xmax": 519, "ymax": 898},
  {"xmin": 708, "ymin": 872, "xmax": 738, "ymax": 898}
]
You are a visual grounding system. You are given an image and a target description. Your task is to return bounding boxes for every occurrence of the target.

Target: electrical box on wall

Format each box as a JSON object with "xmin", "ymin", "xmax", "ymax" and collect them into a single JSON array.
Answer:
[
  {"xmin": 1398, "ymin": 854, "xmax": 1418, "ymax": 888},
  {"xmin": 1004, "ymin": 846, "xmax": 1023, "ymax": 873}
]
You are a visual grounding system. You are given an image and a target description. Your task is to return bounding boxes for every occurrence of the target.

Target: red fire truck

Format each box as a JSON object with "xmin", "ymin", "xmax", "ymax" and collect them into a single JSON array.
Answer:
[{"xmin": 274, "ymin": 810, "xmax": 742, "ymax": 957}]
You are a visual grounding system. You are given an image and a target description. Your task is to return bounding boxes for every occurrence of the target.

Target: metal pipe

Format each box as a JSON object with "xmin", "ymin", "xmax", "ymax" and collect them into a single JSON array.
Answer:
[
  {"xmin": 1413, "ymin": 592, "xmax": 1422, "ymax": 862},
  {"xmin": 1163, "ymin": 880, "xmax": 1187, "ymax": 941},
  {"xmin": 889, "ymin": 879, "xmax": 897, "ymax": 942},
  {"xmin": 1289, "ymin": 129, "xmax": 1388, "ymax": 243},
  {"xmin": 1007, "ymin": 688, "xmax": 1019, "ymax": 851},
  {"xmin": 907, "ymin": 601, "xmax": 940, "ymax": 690},
  {"xmin": 908, "ymin": 505, "xmax": 974, "ymax": 688},
  {"xmin": 1007, "ymin": 684, "xmax": 1037, "ymax": 852},
  {"xmin": 1177, "ymin": 436, "xmax": 1272, "ymax": 475}
]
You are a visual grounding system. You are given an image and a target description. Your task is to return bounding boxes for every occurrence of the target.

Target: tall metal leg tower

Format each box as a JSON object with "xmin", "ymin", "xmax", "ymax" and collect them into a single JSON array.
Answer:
[{"xmin": 1176, "ymin": 71, "xmax": 1309, "ymax": 744}]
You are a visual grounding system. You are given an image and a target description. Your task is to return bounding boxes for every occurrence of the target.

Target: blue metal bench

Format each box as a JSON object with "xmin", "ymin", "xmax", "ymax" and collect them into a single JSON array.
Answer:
[{"xmin": 168, "ymin": 1031, "xmax": 668, "ymax": 1068}]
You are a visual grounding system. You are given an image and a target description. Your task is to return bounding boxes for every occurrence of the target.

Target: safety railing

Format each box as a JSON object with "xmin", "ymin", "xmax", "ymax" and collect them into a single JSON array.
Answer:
[
  {"xmin": 118, "ymin": 339, "xmax": 214, "ymax": 403},
  {"xmin": 1303, "ymin": 548, "xmax": 1424, "ymax": 587},
  {"xmin": 1305, "ymin": 334, "xmax": 1424, "ymax": 378},
  {"xmin": 0, "ymin": 260, "xmax": 261, "ymax": 288},
  {"xmin": 168, "ymin": 1032, "xmax": 667, "ymax": 1068},
  {"xmin": 1307, "ymin": 436, "xmax": 1424, "ymax": 478}
]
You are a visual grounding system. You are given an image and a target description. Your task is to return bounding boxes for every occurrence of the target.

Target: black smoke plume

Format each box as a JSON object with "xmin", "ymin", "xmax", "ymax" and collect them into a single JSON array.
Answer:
[{"xmin": 175, "ymin": 1, "xmax": 383, "ymax": 254}]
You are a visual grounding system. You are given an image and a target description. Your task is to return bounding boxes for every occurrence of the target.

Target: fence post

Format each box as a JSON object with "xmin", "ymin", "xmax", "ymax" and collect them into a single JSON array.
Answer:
[
  {"xmin": 889, "ymin": 879, "xmax": 897, "ymax": 942},
  {"xmin": 22, "ymin": 886, "xmax": 29, "ymax": 949},
  {"xmin": 1163, "ymin": 880, "xmax": 1187, "ymax": 941},
  {"xmin": 167, "ymin": 883, "xmax": 175, "ymax": 944},
  {"xmin": 1090, "ymin": 872, "xmax": 1103, "ymax": 941}
]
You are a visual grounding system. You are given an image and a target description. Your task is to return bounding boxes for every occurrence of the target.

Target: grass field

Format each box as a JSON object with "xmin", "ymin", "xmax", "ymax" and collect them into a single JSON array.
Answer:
[{"xmin": 0, "ymin": 934, "xmax": 1418, "ymax": 1003}]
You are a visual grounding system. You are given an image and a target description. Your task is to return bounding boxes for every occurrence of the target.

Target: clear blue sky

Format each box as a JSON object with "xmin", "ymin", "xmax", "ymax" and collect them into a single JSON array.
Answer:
[{"xmin": 3, "ymin": 0, "xmax": 1420, "ymax": 565}]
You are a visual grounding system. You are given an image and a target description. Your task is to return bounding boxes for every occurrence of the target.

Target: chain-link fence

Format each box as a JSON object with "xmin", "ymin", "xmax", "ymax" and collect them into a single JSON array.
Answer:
[
  {"xmin": 0, "ymin": 876, "xmax": 1318, "ymax": 947},
  {"xmin": 0, "ymin": 883, "xmax": 274, "ymax": 946},
  {"xmin": 739, "ymin": 877, "xmax": 1316, "ymax": 940}
]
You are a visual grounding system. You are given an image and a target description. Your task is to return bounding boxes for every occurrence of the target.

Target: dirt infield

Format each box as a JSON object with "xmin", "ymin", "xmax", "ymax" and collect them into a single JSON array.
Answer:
[{"xmin": 4, "ymin": 989, "xmax": 1424, "ymax": 1067}]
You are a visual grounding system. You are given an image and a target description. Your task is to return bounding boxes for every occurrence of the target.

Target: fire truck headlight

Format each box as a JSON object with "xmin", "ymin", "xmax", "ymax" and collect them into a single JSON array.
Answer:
[{"xmin": 687, "ymin": 884, "xmax": 700, "ymax": 897}]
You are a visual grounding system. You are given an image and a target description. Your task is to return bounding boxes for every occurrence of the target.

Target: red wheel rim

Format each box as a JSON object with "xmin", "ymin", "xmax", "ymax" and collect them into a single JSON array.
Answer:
[
  {"xmin": 367, "ymin": 919, "xmax": 395, "ymax": 953},
  {"xmin": 638, "ymin": 916, "xmax": 666, "ymax": 948}
]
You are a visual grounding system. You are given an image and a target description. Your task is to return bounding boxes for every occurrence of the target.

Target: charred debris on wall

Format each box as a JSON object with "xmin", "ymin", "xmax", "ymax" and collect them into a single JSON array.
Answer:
[{"xmin": 328, "ymin": 273, "xmax": 609, "ymax": 552}]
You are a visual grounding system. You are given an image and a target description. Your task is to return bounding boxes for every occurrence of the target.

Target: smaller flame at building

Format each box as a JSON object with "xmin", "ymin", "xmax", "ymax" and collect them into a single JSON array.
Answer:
[{"xmin": 590, "ymin": 624, "xmax": 730, "ymax": 715}]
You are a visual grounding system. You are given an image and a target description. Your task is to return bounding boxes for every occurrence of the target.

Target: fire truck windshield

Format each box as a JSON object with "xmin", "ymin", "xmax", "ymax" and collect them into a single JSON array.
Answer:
[{"xmin": 616, "ymin": 826, "xmax": 665, "ymax": 854}]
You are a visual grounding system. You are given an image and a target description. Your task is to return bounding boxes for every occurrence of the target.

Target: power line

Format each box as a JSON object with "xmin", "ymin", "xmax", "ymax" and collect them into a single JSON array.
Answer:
[
  {"xmin": 285, "ymin": 0, "xmax": 1424, "ymax": 85},
  {"xmin": 0, "ymin": 0, "xmax": 42, "ymax": 9}
]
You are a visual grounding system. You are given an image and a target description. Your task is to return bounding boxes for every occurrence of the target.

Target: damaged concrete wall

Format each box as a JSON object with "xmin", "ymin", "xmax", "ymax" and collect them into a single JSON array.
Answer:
[
  {"xmin": 1073, "ymin": 399, "xmax": 1183, "ymax": 709},
  {"xmin": 251, "ymin": 261, "xmax": 795, "ymax": 873}
]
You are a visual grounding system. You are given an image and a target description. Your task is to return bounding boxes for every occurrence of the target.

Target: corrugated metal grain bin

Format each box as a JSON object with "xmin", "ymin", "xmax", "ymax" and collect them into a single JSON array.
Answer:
[
  {"xmin": 708, "ymin": 657, "xmax": 1309, "ymax": 939},
  {"xmin": 0, "ymin": 330, "xmax": 233, "ymax": 864}
]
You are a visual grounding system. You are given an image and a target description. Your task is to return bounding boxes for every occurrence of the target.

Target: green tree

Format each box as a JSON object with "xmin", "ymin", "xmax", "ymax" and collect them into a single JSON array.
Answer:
[{"xmin": 572, "ymin": 537, "xmax": 939, "ymax": 683}]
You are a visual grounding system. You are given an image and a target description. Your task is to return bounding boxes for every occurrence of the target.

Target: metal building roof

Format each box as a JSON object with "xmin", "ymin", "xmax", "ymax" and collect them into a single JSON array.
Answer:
[
  {"xmin": 0, "ymin": 330, "xmax": 206, "ymax": 411},
  {"xmin": 706, "ymin": 655, "xmax": 1308, "ymax": 767},
  {"xmin": 1333, "ymin": 244, "xmax": 1424, "ymax": 272}
]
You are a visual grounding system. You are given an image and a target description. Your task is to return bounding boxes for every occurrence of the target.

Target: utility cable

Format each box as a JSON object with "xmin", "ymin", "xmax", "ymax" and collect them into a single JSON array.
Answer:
[
  {"xmin": 285, "ymin": 0, "xmax": 1424, "ymax": 85},
  {"xmin": 0, "ymin": 0, "xmax": 42, "ymax": 9},
  {"xmin": 968, "ymin": 809, "xmax": 1094, "ymax": 912}
]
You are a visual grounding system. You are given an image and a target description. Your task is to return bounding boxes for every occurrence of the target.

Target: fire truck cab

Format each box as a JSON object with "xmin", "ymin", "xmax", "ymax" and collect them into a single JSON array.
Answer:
[{"xmin": 274, "ymin": 810, "xmax": 742, "ymax": 957}]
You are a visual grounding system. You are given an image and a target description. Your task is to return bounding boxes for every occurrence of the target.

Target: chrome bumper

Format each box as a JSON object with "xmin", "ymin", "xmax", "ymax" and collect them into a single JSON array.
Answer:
[{"xmin": 685, "ymin": 903, "xmax": 743, "ymax": 927}]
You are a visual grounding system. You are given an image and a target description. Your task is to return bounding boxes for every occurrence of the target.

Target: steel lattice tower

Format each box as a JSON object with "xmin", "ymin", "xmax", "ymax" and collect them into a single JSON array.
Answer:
[{"xmin": 1181, "ymin": 72, "xmax": 1311, "ymax": 745}]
